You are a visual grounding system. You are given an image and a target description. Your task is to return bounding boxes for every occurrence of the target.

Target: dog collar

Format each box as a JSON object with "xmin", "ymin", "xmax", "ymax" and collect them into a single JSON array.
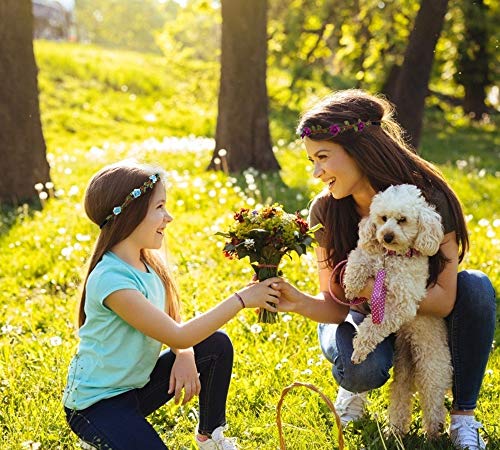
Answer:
[{"xmin": 385, "ymin": 248, "xmax": 420, "ymax": 258}]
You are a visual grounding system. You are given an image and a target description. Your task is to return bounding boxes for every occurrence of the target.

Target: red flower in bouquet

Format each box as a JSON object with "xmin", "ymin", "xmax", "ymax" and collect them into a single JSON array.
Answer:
[{"xmin": 217, "ymin": 204, "xmax": 320, "ymax": 323}]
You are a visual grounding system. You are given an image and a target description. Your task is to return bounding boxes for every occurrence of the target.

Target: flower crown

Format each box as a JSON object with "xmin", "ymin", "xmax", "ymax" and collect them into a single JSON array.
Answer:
[
  {"xmin": 100, "ymin": 173, "xmax": 160, "ymax": 229},
  {"xmin": 299, "ymin": 119, "xmax": 380, "ymax": 139}
]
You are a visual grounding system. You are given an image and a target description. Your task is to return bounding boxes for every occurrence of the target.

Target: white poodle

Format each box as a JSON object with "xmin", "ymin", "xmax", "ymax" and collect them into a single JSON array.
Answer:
[{"xmin": 342, "ymin": 184, "xmax": 453, "ymax": 438}]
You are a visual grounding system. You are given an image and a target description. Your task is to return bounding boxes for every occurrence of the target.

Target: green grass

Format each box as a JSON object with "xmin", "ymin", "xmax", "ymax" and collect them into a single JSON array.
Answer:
[{"xmin": 0, "ymin": 41, "xmax": 498, "ymax": 449}]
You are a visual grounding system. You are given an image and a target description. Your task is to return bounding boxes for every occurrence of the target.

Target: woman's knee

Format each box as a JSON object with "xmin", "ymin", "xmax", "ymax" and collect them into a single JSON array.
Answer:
[
  {"xmin": 455, "ymin": 270, "xmax": 496, "ymax": 317},
  {"xmin": 334, "ymin": 362, "xmax": 390, "ymax": 393}
]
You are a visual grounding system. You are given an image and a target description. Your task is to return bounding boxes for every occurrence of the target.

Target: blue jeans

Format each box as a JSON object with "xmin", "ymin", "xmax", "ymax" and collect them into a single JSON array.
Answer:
[
  {"xmin": 318, "ymin": 270, "xmax": 496, "ymax": 410},
  {"xmin": 65, "ymin": 331, "xmax": 233, "ymax": 450}
]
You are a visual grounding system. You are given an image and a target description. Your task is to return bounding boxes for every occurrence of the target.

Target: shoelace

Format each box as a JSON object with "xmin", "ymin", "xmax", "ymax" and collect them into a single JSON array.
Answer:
[
  {"xmin": 214, "ymin": 436, "xmax": 238, "ymax": 450},
  {"xmin": 450, "ymin": 418, "xmax": 484, "ymax": 448},
  {"xmin": 335, "ymin": 393, "xmax": 366, "ymax": 420}
]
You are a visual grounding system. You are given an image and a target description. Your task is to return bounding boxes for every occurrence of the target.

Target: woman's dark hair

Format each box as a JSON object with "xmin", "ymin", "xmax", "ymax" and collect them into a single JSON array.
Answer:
[
  {"xmin": 297, "ymin": 89, "xmax": 469, "ymax": 286},
  {"xmin": 78, "ymin": 161, "xmax": 180, "ymax": 327}
]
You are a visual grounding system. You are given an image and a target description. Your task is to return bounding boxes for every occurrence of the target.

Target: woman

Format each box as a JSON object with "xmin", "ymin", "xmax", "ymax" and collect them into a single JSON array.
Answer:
[{"xmin": 275, "ymin": 89, "xmax": 496, "ymax": 449}]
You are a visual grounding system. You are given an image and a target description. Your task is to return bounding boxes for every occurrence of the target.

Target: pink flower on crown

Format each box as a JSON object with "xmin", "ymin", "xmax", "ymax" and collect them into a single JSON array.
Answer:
[{"xmin": 329, "ymin": 124, "xmax": 341, "ymax": 136}]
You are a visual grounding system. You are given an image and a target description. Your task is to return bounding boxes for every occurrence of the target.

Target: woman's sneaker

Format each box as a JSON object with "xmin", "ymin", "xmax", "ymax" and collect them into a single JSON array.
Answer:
[
  {"xmin": 334, "ymin": 386, "xmax": 368, "ymax": 426},
  {"xmin": 449, "ymin": 415, "xmax": 486, "ymax": 449},
  {"xmin": 195, "ymin": 426, "xmax": 238, "ymax": 450}
]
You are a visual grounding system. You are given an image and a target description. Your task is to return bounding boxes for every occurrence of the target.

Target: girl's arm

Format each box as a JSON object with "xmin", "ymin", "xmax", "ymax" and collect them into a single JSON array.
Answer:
[
  {"xmin": 276, "ymin": 247, "xmax": 349, "ymax": 323},
  {"xmin": 417, "ymin": 231, "xmax": 458, "ymax": 317},
  {"xmin": 104, "ymin": 279, "xmax": 280, "ymax": 349}
]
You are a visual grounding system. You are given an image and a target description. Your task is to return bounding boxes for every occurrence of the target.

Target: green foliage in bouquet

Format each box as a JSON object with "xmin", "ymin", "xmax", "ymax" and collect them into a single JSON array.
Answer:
[{"xmin": 217, "ymin": 204, "xmax": 320, "ymax": 323}]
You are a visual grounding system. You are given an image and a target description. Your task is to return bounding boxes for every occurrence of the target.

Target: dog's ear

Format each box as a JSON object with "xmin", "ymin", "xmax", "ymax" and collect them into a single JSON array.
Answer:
[
  {"xmin": 414, "ymin": 206, "xmax": 444, "ymax": 256},
  {"xmin": 358, "ymin": 216, "xmax": 379, "ymax": 254}
]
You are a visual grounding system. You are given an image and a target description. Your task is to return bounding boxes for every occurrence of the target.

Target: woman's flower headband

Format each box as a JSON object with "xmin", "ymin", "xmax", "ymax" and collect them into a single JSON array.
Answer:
[
  {"xmin": 100, "ymin": 173, "xmax": 160, "ymax": 229},
  {"xmin": 299, "ymin": 119, "xmax": 380, "ymax": 139}
]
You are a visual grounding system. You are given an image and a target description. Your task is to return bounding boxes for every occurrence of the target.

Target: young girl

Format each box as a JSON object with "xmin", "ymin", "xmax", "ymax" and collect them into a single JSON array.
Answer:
[
  {"xmin": 63, "ymin": 161, "xmax": 281, "ymax": 450},
  {"xmin": 274, "ymin": 90, "xmax": 496, "ymax": 450}
]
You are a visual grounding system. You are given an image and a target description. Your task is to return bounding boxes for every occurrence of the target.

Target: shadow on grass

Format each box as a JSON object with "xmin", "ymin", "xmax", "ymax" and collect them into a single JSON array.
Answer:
[{"xmin": 0, "ymin": 200, "xmax": 43, "ymax": 240}]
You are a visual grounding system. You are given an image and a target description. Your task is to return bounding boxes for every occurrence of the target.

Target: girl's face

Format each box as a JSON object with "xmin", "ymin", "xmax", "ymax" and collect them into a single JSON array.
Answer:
[
  {"xmin": 305, "ymin": 138, "xmax": 374, "ymax": 201},
  {"xmin": 128, "ymin": 182, "xmax": 173, "ymax": 250}
]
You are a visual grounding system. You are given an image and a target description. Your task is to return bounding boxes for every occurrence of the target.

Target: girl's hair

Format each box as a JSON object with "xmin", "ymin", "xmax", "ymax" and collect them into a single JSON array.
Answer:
[
  {"xmin": 297, "ymin": 89, "xmax": 469, "ymax": 286},
  {"xmin": 78, "ymin": 161, "xmax": 180, "ymax": 327}
]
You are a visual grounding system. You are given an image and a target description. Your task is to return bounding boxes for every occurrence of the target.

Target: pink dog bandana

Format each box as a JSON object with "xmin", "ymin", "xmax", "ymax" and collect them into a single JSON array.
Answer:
[{"xmin": 371, "ymin": 269, "xmax": 387, "ymax": 324}]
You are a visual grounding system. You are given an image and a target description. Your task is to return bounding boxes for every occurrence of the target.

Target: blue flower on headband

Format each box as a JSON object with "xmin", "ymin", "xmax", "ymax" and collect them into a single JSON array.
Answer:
[
  {"xmin": 149, "ymin": 174, "xmax": 158, "ymax": 183},
  {"xmin": 113, "ymin": 206, "xmax": 122, "ymax": 216},
  {"xmin": 132, "ymin": 188, "xmax": 142, "ymax": 198}
]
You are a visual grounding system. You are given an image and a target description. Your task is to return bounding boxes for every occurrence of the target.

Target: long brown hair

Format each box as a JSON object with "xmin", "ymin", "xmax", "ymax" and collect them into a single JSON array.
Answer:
[
  {"xmin": 78, "ymin": 161, "xmax": 180, "ymax": 327},
  {"xmin": 297, "ymin": 89, "xmax": 469, "ymax": 286}
]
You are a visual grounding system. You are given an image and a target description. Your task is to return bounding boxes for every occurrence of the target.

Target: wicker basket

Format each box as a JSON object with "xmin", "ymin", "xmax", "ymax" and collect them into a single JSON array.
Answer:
[{"xmin": 276, "ymin": 382, "xmax": 345, "ymax": 450}]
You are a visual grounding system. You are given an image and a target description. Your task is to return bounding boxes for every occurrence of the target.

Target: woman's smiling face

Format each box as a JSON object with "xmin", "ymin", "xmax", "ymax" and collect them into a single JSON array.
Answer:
[{"xmin": 305, "ymin": 138, "xmax": 373, "ymax": 201}]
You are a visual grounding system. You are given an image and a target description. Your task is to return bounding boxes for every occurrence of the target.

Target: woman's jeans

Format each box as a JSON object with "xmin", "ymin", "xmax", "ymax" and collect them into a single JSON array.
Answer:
[
  {"xmin": 318, "ymin": 270, "xmax": 496, "ymax": 411},
  {"xmin": 65, "ymin": 331, "xmax": 233, "ymax": 450}
]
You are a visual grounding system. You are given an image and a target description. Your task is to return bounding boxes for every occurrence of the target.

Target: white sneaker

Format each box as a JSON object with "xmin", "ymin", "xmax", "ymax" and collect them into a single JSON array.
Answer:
[
  {"xmin": 334, "ymin": 386, "xmax": 368, "ymax": 426},
  {"xmin": 449, "ymin": 416, "xmax": 486, "ymax": 449},
  {"xmin": 195, "ymin": 426, "xmax": 238, "ymax": 450}
]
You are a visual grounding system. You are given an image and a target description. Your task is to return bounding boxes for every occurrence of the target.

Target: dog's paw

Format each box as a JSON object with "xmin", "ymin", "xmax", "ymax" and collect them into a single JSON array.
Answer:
[{"xmin": 351, "ymin": 348, "xmax": 368, "ymax": 365}]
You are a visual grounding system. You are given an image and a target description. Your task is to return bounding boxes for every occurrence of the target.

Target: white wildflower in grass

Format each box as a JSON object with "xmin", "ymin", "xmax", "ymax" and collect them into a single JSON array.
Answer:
[
  {"xmin": 68, "ymin": 185, "xmax": 79, "ymax": 196},
  {"xmin": 61, "ymin": 247, "xmax": 73, "ymax": 258},
  {"xmin": 49, "ymin": 336, "xmax": 62, "ymax": 347},
  {"xmin": 307, "ymin": 358, "xmax": 314, "ymax": 366},
  {"xmin": 76, "ymin": 233, "xmax": 91, "ymax": 242},
  {"xmin": 250, "ymin": 324, "xmax": 263, "ymax": 334},
  {"xmin": 21, "ymin": 442, "xmax": 41, "ymax": 450},
  {"xmin": 478, "ymin": 218, "xmax": 490, "ymax": 227},
  {"xmin": 268, "ymin": 332, "xmax": 277, "ymax": 342},
  {"xmin": 1, "ymin": 324, "xmax": 14, "ymax": 334},
  {"xmin": 301, "ymin": 369, "xmax": 313, "ymax": 376},
  {"xmin": 282, "ymin": 314, "xmax": 292, "ymax": 323},
  {"xmin": 493, "ymin": 219, "xmax": 500, "ymax": 227},
  {"xmin": 275, "ymin": 363, "xmax": 283, "ymax": 371}
]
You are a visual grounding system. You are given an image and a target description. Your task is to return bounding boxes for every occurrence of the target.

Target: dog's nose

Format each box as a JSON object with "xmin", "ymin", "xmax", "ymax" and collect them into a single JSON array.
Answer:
[{"xmin": 384, "ymin": 233, "xmax": 394, "ymax": 243}]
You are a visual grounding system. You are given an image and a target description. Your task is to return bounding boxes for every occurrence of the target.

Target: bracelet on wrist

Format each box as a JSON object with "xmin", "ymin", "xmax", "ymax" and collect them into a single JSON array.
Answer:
[{"xmin": 234, "ymin": 292, "xmax": 246, "ymax": 309}]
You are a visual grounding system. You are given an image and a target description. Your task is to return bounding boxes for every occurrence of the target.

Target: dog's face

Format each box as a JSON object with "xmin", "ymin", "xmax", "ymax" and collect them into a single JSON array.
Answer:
[{"xmin": 371, "ymin": 197, "xmax": 420, "ymax": 253}]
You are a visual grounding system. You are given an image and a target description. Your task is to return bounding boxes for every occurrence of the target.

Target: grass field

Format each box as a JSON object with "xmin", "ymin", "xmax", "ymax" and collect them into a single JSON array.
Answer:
[{"xmin": 0, "ymin": 41, "xmax": 498, "ymax": 449}]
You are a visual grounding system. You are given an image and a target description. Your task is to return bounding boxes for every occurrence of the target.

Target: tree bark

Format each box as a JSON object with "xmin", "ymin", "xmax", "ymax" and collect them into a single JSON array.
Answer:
[
  {"xmin": 0, "ymin": 0, "xmax": 51, "ymax": 205},
  {"xmin": 456, "ymin": 0, "xmax": 489, "ymax": 119},
  {"xmin": 391, "ymin": 0, "xmax": 449, "ymax": 149},
  {"xmin": 209, "ymin": 0, "xmax": 280, "ymax": 173}
]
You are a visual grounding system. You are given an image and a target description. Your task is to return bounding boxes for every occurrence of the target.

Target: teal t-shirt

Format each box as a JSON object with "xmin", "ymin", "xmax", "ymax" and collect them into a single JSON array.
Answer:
[{"xmin": 63, "ymin": 251, "xmax": 165, "ymax": 410}]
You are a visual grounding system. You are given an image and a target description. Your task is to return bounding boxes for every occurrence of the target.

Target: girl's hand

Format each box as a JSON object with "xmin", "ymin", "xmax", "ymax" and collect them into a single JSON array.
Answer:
[
  {"xmin": 236, "ymin": 277, "xmax": 281, "ymax": 311},
  {"xmin": 168, "ymin": 349, "xmax": 200, "ymax": 405}
]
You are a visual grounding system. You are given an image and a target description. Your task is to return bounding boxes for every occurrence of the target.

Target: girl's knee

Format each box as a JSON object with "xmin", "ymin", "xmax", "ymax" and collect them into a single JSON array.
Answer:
[{"xmin": 207, "ymin": 330, "xmax": 234, "ymax": 355}]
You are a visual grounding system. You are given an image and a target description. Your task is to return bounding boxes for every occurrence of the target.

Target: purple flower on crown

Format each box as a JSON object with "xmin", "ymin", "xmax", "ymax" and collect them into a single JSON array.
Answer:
[
  {"xmin": 329, "ymin": 124, "xmax": 341, "ymax": 136},
  {"xmin": 302, "ymin": 127, "xmax": 312, "ymax": 138},
  {"xmin": 357, "ymin": 121, "xmax": 365, "ymax": 131}
]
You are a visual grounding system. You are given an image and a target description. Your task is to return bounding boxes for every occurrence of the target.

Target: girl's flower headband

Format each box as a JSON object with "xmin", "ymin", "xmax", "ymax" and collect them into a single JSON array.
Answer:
[
  {"xmin": 100, "ymin": 173, "xmax": 160, "ymax": 229},
  {"xmin": 299, "ymin": 119, "xmax": 380, "ymax": 139}
]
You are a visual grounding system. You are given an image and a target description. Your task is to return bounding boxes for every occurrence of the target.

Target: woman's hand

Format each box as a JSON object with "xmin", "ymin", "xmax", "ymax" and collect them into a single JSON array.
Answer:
[
  {"xmin": 271, "ymin": 279, "xmax": 304, "ymax": 312},
  {"xmin": 236, "ymin": 277, "xmax": 281, "ymax": 311},
  {"xmin": 169, "ymin": 349, "xmax": 200, "ymax": 405}
]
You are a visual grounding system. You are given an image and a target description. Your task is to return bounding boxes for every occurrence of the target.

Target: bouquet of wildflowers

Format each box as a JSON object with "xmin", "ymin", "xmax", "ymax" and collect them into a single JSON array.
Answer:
[{"xmin": 217, "ymin": 204, "xmax": 319, "ymax": 323}]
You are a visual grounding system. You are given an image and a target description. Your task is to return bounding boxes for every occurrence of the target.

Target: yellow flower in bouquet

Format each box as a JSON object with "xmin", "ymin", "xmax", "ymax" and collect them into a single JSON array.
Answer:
[{"xmin": 217, "ymin": 204, "xmax": 319, "ymax": 323}]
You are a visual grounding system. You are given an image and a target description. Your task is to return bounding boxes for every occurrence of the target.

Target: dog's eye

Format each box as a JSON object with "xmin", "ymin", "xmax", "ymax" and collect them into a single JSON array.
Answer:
[
  {"xmin": 381, "ymin": 216, "xmax": 387, "ymax": 222},
  {"xmin": 397, "ymin": 217, "xmax": 407, "ymax": 224}
]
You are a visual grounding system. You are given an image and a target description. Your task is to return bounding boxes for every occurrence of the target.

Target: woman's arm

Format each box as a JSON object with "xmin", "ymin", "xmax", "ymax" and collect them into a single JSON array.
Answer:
[
  {"xmin": 277, "ymin": 247, "xmax": 349, "ymax": 323},
  {"xmin": 104, "ymin": 279, "xmax": 280, "ymax": 349},
  {"xmin": 418, "ymin": 231, "xmax": 458, "ymax": 317}
]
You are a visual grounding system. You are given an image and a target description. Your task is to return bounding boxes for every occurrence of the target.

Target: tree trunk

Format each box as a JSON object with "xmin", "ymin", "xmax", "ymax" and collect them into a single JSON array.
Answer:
[
  {"xmin": 209, "ymin": 0, "xmax": 280, "ymax": 173},
  {"xmin": 0, "ymin": 0, "xmax": 51, "ymax": 205},
  {"xmin": 391, "ymin": 0, "xmax": 448, "ymax": 149},
  {"xmin": 456, "ymin": 0, "xmax": 489, "ymax": 119}
]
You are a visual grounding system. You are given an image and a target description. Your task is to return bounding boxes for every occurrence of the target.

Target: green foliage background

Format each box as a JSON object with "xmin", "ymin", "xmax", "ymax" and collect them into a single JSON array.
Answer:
[{"xmin": 1, "ymin": 29, "xmax": 499, "ymax": 450}]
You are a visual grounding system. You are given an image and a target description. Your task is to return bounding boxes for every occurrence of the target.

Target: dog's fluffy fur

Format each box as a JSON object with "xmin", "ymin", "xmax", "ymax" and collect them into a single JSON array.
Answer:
[{"xmin": 343, "ymin": 184, "xmax": 453, "ymax": 437}]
